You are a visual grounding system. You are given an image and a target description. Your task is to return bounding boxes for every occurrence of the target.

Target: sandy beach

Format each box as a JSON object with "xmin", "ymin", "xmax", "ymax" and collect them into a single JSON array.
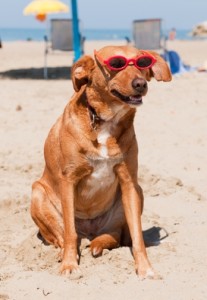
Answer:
[{"xmin": 0, "ymin": 39, "xmax": 207, "ymax": 300}]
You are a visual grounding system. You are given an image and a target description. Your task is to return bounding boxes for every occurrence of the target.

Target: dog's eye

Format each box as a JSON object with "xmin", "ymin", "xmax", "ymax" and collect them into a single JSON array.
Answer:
[
  {"xmin": 108, "ymin": 57, "xmax": 126, "ymax": 69},
  {"xmin": 136, "ymin": 57, "xmax": 153, "ymax": 68}
]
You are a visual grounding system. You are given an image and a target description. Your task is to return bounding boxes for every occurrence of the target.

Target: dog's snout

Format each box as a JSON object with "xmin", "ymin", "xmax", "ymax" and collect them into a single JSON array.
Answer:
[{"xmin": 131, "ymin": 78, "xmax": 147, "ymax": 93}]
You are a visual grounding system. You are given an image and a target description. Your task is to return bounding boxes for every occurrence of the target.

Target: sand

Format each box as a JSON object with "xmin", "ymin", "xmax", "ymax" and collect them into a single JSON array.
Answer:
[{"xmin": 0, "ymin": 39, "xmax": 207, "ymax": 300}]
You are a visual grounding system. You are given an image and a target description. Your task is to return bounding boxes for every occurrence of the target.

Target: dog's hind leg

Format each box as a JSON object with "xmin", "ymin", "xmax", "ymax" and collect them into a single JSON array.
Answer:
[
  {"xmin": 90, "ymin": 231, "xmax": 121, "ymax": 257},
  {"xmin": 31, "ymin": 181, "xmax": 64, "ymax": 248},
  {"xmin": 90, "ymin": 197, "xmax": 124, "ymax": 257}
]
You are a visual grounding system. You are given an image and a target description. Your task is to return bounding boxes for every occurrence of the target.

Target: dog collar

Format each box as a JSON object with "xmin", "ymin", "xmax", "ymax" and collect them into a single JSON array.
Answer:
[{"xmin": 86, "ymin": 101, "xmax": 103, "ymax": 130}]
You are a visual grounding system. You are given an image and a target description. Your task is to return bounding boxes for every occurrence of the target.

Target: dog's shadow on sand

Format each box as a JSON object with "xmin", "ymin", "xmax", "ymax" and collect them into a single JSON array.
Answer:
[
  {"xmin": 0, "ymin": 67, "xmax": 72, "ymax": 79},
  {"xmin": 143, "ymin": 226, "xmax": 169, "ymax": 247}
]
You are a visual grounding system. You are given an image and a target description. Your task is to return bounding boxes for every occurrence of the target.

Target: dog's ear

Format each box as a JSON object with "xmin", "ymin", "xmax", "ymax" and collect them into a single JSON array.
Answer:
[
  {"xmin": 146, "ymin": 51, "xmax": 172, "ymax": 82},
  {"xmin": 71, "ymin": 55, "xmax": 95, "ymax": 91}
]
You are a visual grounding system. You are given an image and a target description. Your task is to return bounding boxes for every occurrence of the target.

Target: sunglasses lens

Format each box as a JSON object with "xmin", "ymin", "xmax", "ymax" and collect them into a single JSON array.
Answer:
[
  {"xmin": 137, "ymin": 56, "xmax": 153, "ymax": 68},
  {"xmin": 108, "ymin": 57, "xmax": 126, "ymax": 69}
]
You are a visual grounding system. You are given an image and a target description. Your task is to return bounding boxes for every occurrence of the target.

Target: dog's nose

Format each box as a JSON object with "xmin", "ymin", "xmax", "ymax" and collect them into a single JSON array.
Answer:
[{"xmin": 131, "ymin": 78, "xmax": 147, "ymax": 93}]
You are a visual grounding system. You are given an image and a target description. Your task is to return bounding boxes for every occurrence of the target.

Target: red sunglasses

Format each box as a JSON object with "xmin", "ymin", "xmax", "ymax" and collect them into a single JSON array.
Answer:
[{"xmin": 94, "ymin": 50, "xmax": 156, "ymax": 71}]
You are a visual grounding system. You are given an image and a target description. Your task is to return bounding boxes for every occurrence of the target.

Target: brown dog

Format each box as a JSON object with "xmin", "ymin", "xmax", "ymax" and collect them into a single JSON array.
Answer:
[{"xmin": 31, "ymin": 45, "xmax": 171, "ymax": 279}]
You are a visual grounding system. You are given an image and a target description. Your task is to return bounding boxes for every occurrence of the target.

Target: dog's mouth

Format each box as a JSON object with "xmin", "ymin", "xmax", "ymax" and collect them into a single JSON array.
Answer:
[{"xmin": 111, "ymin": 89, "xmax": 143, "ymax": 106}]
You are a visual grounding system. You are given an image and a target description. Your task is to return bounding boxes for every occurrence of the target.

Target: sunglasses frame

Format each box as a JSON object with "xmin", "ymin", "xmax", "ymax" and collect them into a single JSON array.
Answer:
[{"xmin": 94, "ymin": 50, "xmax": 157, "ymax": 71}]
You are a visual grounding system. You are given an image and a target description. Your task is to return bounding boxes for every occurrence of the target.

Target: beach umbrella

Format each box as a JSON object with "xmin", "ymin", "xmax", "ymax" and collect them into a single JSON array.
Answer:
[
  {"xmin": 23, "ymin": 0, "xmax": 69, "ymax": 78},
  {"xmin": 23, "ymin": 0, "xmax": 69, "ymax": 20},
  {"xmin": 191, "ymin": 21, "xmax": 207, "ymax": 37},
  {"xmin": 70, "ymin": 0, "xmax": 82, "ymax": 62}
]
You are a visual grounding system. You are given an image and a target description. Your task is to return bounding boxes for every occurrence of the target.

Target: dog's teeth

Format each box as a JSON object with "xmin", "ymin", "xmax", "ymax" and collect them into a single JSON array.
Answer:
[
  {"xmin": 130, "ymin": 96, "xmax": 141, "ymax": 101},
  {"xmin": 129, "ymin": 96, "xmax": 143, "ymax": 104}
]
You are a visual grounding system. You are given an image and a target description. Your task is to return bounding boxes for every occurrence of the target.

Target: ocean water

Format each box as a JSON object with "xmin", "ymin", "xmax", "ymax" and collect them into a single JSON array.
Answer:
[{"xmin": 0, "ymin": 27, "xmax": 193, "ymax": 42}]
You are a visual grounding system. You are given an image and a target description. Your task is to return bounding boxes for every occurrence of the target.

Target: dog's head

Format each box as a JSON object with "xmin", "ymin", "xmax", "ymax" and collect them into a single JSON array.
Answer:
[{"xmin": 72, "ymin": 45, "xmax": 172, "ymax": 106}]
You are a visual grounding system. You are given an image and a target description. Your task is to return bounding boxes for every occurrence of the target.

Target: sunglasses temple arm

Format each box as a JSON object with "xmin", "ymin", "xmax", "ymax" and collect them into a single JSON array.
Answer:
[
  {"xmin": 142, "ymin": 50, "xmax": 157, "ymax": 61},
  {"xmin": 94, "ymin": 50, "xmax": 105, "ymax": 64}
]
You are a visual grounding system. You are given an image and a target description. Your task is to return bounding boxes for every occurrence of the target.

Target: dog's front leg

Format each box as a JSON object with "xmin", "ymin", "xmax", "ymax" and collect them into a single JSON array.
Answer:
[
  {"xmin": 115, "ymin": 163, "xmax": 154, "ymax": 279},
  {"xmin": 59, "ymin": 179, "xmax": 79, "ymax": 276}
]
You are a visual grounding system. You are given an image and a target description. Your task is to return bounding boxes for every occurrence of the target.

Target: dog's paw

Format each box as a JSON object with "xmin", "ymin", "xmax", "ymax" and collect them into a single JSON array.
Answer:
[
  {"xmin": 135, "ymin": 266, "xmax": 162, "ymax": 280},
  {"xmin": 90, "ymin": 241, "xmax": 103, "ymax": 257},
  {"xmin": 59, "ymin": 262, "xmax": 83, "ymax": 280}
]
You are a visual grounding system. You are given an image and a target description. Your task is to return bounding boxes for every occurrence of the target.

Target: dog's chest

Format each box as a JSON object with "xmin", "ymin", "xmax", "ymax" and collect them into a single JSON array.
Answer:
[
  {"xmin": 97, "ymin": 128, "xmax": 111, "ymax": 159},
  {"xmin": 86, "ymin": 126, "xmax": 122, "ymax": 195},
  {"xmin": 89, "ymin": 159, "xmax": 116, "ymax": 191}
]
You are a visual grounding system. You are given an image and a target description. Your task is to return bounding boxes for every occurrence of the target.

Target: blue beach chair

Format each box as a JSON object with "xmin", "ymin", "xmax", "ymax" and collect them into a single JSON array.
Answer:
[{"xmin": 164, "ymin": 50, "xmax": 194, "ymax": 75}]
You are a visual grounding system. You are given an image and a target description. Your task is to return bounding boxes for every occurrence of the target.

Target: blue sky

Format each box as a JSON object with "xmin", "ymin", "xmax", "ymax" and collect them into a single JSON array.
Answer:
[{"xmin": 0, "ymin": 0, "xmax": 207, "ymax": 30}]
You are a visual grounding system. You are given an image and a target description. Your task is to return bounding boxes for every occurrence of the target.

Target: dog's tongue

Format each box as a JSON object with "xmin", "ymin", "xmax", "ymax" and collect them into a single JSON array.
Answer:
[{"xmin": 129, "ymin": 95, "xmax": 143, "ymax": 105}]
